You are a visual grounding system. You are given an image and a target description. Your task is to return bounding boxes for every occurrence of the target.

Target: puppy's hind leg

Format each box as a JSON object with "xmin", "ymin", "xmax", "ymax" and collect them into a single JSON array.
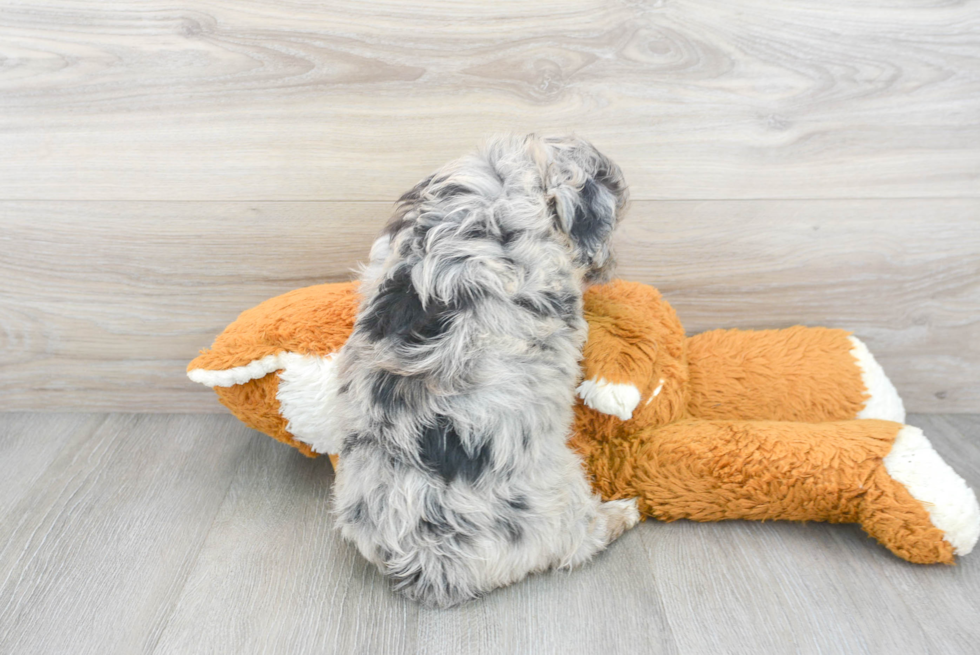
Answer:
[{"xmin": 601, "ymin": 498, "xmax": 642, "ymax": 542}]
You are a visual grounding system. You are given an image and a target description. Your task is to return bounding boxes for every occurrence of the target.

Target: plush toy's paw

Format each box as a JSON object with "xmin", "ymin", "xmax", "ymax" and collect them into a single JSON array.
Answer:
[
  {"xmin": 849, "ymin": 336, "xmax": 906, "ymax": 423},
  {"xmin": 576, "ymin": 378, "xmax": 641, "ymax": 420},
  {"xmin": 883, "ymin": 425, "xmax": 980, "ymax": 557}
]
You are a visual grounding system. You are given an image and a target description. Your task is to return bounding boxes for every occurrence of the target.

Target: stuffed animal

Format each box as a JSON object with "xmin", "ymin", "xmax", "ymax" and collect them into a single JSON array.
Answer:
[{"xmin": 188, "ymin": 280, "xmax": 979, "ymax": 565}]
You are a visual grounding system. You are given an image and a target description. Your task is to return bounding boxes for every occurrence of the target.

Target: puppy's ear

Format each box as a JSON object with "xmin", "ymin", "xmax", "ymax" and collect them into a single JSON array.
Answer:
[{"xmin": 543, "ymin": 138, "xmax": 629, "ymax": 282}]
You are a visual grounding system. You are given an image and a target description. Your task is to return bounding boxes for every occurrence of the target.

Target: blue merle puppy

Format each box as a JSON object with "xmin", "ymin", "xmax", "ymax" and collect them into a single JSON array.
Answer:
[{"xmin": 333, "ymin": 134, "xmax": 638, "ymax": 607}]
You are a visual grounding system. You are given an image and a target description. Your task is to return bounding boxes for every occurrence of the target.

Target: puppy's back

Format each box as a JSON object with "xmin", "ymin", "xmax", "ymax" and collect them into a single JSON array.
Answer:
[{"xmin": 333, "ymin": 135, "xmax": 628, "ymax": 606}]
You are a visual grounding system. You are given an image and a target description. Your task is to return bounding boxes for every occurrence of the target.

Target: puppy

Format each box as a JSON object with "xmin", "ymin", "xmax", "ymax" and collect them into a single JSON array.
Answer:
[{"xmin": 333, "ymin": 134, "xmax": 638, "ymax": 607}]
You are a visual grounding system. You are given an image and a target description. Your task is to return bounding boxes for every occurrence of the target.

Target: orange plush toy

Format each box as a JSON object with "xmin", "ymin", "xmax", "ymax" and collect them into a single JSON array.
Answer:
[{"xmin": 188, "ymin": 280, "xmax": 979, "ymax": 564}]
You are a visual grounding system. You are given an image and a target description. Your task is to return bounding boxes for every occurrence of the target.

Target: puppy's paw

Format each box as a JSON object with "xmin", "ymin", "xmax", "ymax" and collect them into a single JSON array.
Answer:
[
  {"xmin": 576, "ymin": 378, "xmax": 641, "ymax": 420},
  {"xmin": 600, "ymin": 498, "xmax": 641, "ymax": 542}
]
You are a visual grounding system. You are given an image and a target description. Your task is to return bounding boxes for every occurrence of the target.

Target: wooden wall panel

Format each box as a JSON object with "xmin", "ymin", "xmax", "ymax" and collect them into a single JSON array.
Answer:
[
  {"xmin": 1, "ymin": 1, "xmax": 976, "ymax": 412},
  {"xmin": 0, "ymin": 0, "xmax": 977, "ymax": 201},
  {"xmin": 1, "ymin": 199, "xmax": 976, "ymax": 412}
]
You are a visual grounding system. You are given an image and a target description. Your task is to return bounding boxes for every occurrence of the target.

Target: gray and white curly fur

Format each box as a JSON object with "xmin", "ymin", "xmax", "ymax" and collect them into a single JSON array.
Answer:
[{"xmin": 333, "ymin": 134, "xmax": 638, "ymax": 607}]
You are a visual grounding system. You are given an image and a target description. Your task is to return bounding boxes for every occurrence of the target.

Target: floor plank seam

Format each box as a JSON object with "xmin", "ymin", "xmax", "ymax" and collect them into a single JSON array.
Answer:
[{"xmin": 143, "ymin": 427, "xmax": 259, "ymax": 655}]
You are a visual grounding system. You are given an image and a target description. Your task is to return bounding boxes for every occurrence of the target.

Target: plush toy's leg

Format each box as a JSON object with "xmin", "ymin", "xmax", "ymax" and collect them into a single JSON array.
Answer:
[
  {"xmin": 577, "ymin": 281, "xmax": 689, "ymax": 423},
  {"xmin": 879, "ymin": 425, "xmax": 980, "ymax": 560},
  {"xmin": 582, "ymin": 418, "xmax": 979, "ymax": 564},
  {"xmin": 686, "ymin": 326, "xmax": 904, "ymax": 423}
]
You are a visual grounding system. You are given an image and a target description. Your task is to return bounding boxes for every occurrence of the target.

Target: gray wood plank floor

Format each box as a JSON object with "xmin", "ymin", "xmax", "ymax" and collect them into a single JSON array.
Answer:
[{"xmin": 1, "ymin": 413, "xmax": 979, "ymax": 654}]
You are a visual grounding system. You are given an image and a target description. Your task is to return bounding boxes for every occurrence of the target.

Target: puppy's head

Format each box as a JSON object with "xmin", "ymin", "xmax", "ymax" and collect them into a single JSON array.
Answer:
[{"xmin": 539, "ymin": 135, "xmax": 629, "ymax": 283}]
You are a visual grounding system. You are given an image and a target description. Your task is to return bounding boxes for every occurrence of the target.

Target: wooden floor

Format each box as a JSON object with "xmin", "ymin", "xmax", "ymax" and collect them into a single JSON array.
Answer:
[{"xmin": 0, "ymin": 412, "xmax": 978, "ymax": 654}]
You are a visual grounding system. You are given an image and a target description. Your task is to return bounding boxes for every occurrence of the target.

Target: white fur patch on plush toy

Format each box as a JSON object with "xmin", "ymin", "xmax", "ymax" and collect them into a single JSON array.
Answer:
[
  {"xmin": 884, "ymin": 425, "xmax": 980, "ymax": 556},
  {"xmin": 849, "ymin": 336, "xmax": 906, "ymax": 423},
  {"xmin": 276, "ymin": 353, "xmax": 345, "ymax": 455},
  {"xmin": 188, "ymin": 352, "xmax": 293, "ymax": 388},
  {"xmin": 577, "ymin": 378, "xmax": 641, "ymax": 421},
  {"xmin": 188, "ymin": 351, "xmax": 345, "ymax": 455}
]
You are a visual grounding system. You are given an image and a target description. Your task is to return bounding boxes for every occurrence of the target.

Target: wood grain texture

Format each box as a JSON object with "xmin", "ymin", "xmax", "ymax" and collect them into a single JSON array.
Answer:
[
  {"xmin": 0, "ymin": 412, "xmax": 978, "ymax": 654},
  {"xmin": 853, "ymin": 414, "xmax": 980, "ymax": 654},
  {"xmin": 0, "ymin": 413, "xmax": 103, "ymax": 526},
  {"xmin": 415, "ymin": 533, "xmax": 678, "ymax": 655},
  {"xmin": 0, "ymin": 0, "xmax": 978, "ymax": 201},
  {"xmin": 2, "ymin": 199, "xmax": 977, "ymax": 412},
  {"xmin": 0, "ymin": 200, "xmax": 388, "ymax": 412},
  {"xmin": 618, "ymin": 199, "xmax": 980, "ymax": 414},
  {"xmin": 0, "ymin": 414, "xmax": 253, "ymax": 655},
  {"xmin": 152, "ymin": 435, "xmax": 420, "ymax": 655}
]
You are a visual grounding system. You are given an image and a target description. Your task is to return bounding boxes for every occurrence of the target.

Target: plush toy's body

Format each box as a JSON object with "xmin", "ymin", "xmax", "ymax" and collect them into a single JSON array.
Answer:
[{"xmin": 189, "ymin": 281, "xmax": 980, "ymax": 565}]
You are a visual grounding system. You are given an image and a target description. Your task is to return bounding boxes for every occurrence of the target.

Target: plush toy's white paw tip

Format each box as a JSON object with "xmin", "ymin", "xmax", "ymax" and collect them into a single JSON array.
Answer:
[
  {"xmin": 576, "ymin": 378, "xmax": 641, "ymax": 421},
  {"xmin": 884, "ymin": 425, "xmax": 980, "ymax": 556},
  {"xmin": 849, "ymin": 336, "xmax": 906, "ymax": 423}
]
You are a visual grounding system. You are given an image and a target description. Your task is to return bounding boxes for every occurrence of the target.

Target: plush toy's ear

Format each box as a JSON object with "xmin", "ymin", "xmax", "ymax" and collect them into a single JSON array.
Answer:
[
  {"xmin": 186, "ymin": 281, "xmax": 360, "ymax": 458},
  {"xmin": 542, "ymin": 136, "xmax": 629, "ymax": 283}
]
